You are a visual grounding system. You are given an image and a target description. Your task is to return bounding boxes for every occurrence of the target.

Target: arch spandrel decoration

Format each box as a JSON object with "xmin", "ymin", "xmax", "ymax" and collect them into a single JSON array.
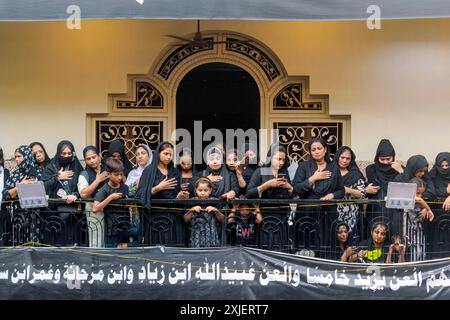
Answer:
[
  {"xmin": 88, "ymin": 31, "xmax": 350, "ymax": 161},
  {"xmin": 116, "ymin": 81, "xmax": 164, "ymax": 109}
]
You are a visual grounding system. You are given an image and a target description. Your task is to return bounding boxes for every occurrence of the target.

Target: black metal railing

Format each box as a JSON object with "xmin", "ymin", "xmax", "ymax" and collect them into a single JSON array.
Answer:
[{"xmin": 1, "ymin": 198, "xmax": 449, "ymax": 261}]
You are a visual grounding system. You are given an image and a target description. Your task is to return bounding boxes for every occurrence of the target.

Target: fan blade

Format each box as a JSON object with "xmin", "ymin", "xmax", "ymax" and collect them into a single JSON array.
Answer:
[{"xmin": 165, "ymin": 35, "xmax": 194, "ymax": 43}]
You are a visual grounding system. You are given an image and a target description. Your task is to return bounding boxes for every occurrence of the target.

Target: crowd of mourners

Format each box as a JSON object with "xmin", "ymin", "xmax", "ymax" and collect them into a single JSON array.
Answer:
[{"xmin": 0, "ymin": 137, "xmax": 449, "ymax": 263}]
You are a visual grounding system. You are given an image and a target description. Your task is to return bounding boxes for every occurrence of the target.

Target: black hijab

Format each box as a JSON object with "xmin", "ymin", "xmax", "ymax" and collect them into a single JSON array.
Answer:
[
  {"xmin": 201, "ymin": 147, "xmax": 231, "ymax": 198},
  {"xmin": 42, "ymin": 140, "xmax": 83, "ymax": 194},
  {"xmin": 329, "ymin": 222, "xmax": 350, "ymax": 261},
  {"xmin": 430, "ymin": 152, "xmax": 450, "ymax": 197},
  {"xmin": 368, "ymin": 139, "xmax": 398, "ymax": 190},
  {"xmin": 333, "ymin": 146, "xmax": 365, "ymax": 187},
  {"xmin": 136, "ymin": 141, "xmax": 177, "ymax": 210},
  {"xmin": 103, "ymin": 140, "xmax": 133, "ymax": 177},
  {"xmin": 29, "ymin": 141, "xmax": 51, "ymax": 168},
  {"xmin": 395, "ymin": 155, "xmax": 429, "ymax": 182}
]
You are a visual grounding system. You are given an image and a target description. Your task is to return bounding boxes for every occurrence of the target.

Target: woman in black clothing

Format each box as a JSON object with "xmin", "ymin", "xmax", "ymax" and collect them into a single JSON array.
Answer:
[
  {"xmin": 394, "ymin": 154, "xmax": 435, "ymax": 198},
  {"xmin": 292, "ymin": 138, "xmax": 345, "ymax": 256},
  {"xmin": 293, "ymin": 138, "xmax": 344, "ymax": 200},
  {"xmin": 29, "ymin": 142, "xmax": 51, "ymax": 176},
  {"xmin": 42, "ymin": 140, "xmax": 83, "ymax": 246},
  {"xmin": 137, "ymin": 141, "xmax": 188, "ymax": 246},
  {"xmin": 193, "ymin": 147, "xmax": 239, "ymax": 201},
  {"xmin": 177, "ymin": 148, "xmax": 195, "ymax": 197},
  {"xmin": 247, "ymin": 144, "xmax": 293, "ymax": 199},
  {"xmin": 365, "ymin": 139, "xmax": 403, "ymax": 235},
  {"xmin": 102, "ymin": 140, "xmax": 133, "ymax": 178},
  {"xmin": 430, "ymin": 152, "xmax": 450, "ymax": 211}
]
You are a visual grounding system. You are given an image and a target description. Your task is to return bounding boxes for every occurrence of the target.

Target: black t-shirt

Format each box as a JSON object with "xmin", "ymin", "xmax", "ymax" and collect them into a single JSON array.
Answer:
[
  {"xmin": 94, "ymin": 183, "xmax": 129, "ymax": 203},
  {"xmin": 95, "ymin": 183, "xmax": 129, "ymax": 237}
]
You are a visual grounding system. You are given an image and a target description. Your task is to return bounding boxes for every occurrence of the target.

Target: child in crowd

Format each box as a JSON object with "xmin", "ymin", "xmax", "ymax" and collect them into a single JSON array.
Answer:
[
  {"xmin": 227, "ymin": 202, "xmax": 262, "ymax": 246},
  {"xmin": 386, "ymin": 234, "xmax": 406, "ymax": 263},
  {"xmin": 93, "ymin": 158, "xmax": 129, "ymax": 249},
  {"xmin": 402, "ymin": 177, "xmax": 434, "ymax": 261},
  {"xmin": 184, "ymin": 178, "xmax": 224, "ymax": 247}
]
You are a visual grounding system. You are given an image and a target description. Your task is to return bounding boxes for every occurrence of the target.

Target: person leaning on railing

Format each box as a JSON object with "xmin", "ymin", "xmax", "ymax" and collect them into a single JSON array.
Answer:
[
  {"xmin": 429, "ymin": 152, "xmax": 450, "ymax": 212},
  {"xmin": 77, "ymin": 146, "xmax": 108, "ymax": 248},
  {"xmin": 246, "ymin": 143, "xmax": 293, "ymax": 199}
]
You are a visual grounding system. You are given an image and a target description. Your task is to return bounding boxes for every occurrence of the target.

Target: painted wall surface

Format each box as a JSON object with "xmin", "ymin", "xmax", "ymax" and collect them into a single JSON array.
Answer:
[{"xmin": 1, "ymin": 19, "xmax": 449, "ymax": 162}]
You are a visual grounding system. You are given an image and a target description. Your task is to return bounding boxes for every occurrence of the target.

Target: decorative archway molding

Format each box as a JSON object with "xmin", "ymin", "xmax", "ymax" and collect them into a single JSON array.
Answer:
[{"xmin": 88, "ymin": 30, "xmax": 350, "ymax": 162}]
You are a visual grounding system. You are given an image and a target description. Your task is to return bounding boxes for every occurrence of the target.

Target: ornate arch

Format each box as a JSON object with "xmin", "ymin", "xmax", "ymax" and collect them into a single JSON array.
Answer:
[{"xmin": 88, "ymin": 30, "xmax": 350, "ymax": 163}]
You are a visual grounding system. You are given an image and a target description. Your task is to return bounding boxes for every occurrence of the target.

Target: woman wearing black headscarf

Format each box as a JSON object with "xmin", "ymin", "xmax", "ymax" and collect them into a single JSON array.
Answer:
[
  {"xmin": 365, "ymin": 139, "xmax": 403, "ymax": 235},
  {"xmin": 103, "ymin": 140, "xmax": 133, "ymax": 178},
  {"xmin": 365, "ymin": 139, "xmax": 403, "ymax": 198},
  {"xmin": 247, "ymin": 143, "xmax": 293, "ymax": 199},
  {"xmin": 334, "ymin": 146, "xmax": 366, "ymax": 235},
  {"xmin": 29, "ymin": 142, "xmax": 51, "ymax": 176},
  {"xmin": 43, "ymin": 140, "xmax": 83, "ymax": 202},
  {"xmin": 394, "ymin": 154, "xmax": 436, "ymax": 199},
  {"xmin": 136, "ymin": 141, "xmax": 188, "ymax": 246},
  {"xmin": 42, "ymin": 140, "xmax": 83, "ymax": 246},
  {"xmin": 430, "ymin": 152, "xmax": 450, "ymax": 211},
  {"xmin": 193, "ymin": 146, "xmax": 239, "ymax": 200}
]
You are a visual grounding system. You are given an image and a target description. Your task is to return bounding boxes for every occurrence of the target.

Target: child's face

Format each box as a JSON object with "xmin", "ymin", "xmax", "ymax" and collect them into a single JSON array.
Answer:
[
  {"xmin": 239, "ymin": 205, "xmax": 251, "ymax": 217},
  {"xmin": 416, "ymin": 186, "xmax": 425, "ymax": 197},
  {"xmin": 226, "ymin": 153, "xmax": 238, "ymax": 170},
  {"xmin": 441, "ymin": 160, "xmax": 449, "ymax": 170},
  {"xmin": 196, "ymin": 183, "xmax": 212, "ymax": 199},
  {"xmin": 109, "ymin": 171, "xmax": 123, "ymax": 185},
  {"xmin": 414, "ymin": 165, "xmax": 428, "ymax": 179}
]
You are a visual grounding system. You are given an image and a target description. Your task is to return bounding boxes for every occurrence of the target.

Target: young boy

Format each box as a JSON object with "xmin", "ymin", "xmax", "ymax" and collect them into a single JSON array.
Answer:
[
  {"xmin": 228, "ymin": 203, "xmax": 262, "ymax": 246},
  {"xmin": 93, "ymin": 158, "xmax": 129, "ymax": 249},
  {"xmin": 386, "ymin": 234, "xmax": 406, "ymax": 263}
]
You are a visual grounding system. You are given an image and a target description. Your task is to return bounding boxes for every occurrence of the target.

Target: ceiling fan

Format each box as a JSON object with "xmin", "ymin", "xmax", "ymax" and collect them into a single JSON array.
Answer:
[{"xmin": 165, "ymin": 20, "xmax": 252, "ymax": 48}]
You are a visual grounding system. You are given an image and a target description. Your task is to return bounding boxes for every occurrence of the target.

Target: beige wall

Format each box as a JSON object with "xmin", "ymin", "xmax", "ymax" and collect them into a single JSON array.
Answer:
[{"xmin": 1, "ymin": 19, "xmax": 449, "ymax": 162}]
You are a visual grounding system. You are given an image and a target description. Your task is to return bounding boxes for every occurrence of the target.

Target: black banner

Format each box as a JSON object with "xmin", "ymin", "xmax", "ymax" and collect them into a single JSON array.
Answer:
[{"xmin": 0, "ymin": 246, "xmax": 450, "ymax": 300}]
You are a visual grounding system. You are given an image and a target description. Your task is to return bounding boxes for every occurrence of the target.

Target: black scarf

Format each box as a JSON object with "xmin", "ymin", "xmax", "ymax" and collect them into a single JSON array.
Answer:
[
  {"xmin": 43, "ymin": 140, "xmax": 83, "ymax": 195},
  {"xmin": 202, "ymin": 164, "xmax": 231, "ymax": 198},
  {"xmin": 395, "ymin": 155, "xmax": 429, "ymax": 182},
  {"xmin": 334, "ymin": 146, "xmax": 365, "ymax": 187},
  {"xmin": 370, "ymin": 139, "xmax": 398, "ymax": 190},
  {"xmin": 136, "ymin": 141, "xmax": 177, "ymax": 210},
  {"xmin": 103, "ymin": 140, "xmax": 133, "ymax": 177},
  {"xmin": 430, "ymin": 152, "xmax": 450, "ymax": 197}
]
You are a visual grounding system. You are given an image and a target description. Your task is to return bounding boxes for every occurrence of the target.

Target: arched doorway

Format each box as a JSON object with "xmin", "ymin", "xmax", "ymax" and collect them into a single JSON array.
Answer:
[{"xmin": 176, "ymin": 62, "xmax": 260, "ymax": 165}]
